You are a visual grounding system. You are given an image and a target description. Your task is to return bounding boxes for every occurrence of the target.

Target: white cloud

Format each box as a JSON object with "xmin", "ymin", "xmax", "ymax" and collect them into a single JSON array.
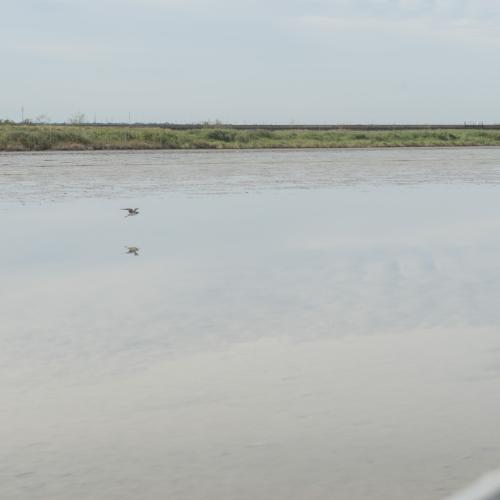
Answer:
[
  {"xmin": 290, "ymin": 0, "xmax": 500, "ymax": 19},
  {"xmin": 291, "ymin": 9, "xmax": 500, "ymax": 46}
]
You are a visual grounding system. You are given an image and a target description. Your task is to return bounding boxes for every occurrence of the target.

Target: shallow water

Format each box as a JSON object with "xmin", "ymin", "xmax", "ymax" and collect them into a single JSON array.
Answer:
[{"xmin": 2, "ymin": 148, "xmax": 500, "ymax": 500}]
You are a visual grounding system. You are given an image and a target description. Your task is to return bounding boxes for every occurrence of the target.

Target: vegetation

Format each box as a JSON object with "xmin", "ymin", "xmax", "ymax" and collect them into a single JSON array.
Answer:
[{"xmin": 1, "ymin": 124, "xmax": 500, "ymax": 151}]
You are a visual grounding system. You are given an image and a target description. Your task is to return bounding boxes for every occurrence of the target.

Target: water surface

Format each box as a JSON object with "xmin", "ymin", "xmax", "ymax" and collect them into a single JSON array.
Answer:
[{"xmin": 2, "ymin": 148, "xmax": 500, "ymax": 500}]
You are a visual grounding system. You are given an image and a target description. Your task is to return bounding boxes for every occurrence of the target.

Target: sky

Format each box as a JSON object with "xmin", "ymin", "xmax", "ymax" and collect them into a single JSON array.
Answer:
[{"xmin": 1, "ymin": 0, "xmax": 500, "ymax": 124}]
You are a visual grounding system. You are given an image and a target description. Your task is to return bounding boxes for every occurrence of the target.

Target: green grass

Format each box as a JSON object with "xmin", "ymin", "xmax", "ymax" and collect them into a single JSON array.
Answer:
[{"xmin": 1, "ymin": 124, "xmax": 500, "ymax": 151}]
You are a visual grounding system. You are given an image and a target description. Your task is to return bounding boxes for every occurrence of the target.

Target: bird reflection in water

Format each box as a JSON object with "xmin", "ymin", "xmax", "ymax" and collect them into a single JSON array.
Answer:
[{"xmin": 125, "ymin": 246, "xmax": 139, "ymax": 256}]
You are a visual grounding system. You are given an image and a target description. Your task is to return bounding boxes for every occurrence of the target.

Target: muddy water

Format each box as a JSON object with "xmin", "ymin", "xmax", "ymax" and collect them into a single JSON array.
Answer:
[{"xmin": 2, "ymin": 148, "xmax": 500, "ymax": 500}]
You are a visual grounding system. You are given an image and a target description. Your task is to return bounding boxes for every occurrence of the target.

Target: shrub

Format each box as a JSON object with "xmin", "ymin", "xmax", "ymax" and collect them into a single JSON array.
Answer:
[{"xmin": 206, "ymin": 129, "xmax": 237, "ymax": 142}]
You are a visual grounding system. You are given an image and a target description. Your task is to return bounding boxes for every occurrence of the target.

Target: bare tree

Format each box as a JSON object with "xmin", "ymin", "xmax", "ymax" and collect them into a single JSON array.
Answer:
[
  {"xmin": 35, "ymin": 114, "xmax": 51, "ymax": 124},
  {"xmin": 67, "ymin": 112, "xmax": 86, "ymax": 125}
]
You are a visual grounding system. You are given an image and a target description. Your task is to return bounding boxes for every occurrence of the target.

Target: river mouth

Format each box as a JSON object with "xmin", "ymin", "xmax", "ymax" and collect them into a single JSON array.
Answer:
[{"xmin": 2, "ymin": 148, "xmax": 500, "ymax": 500}]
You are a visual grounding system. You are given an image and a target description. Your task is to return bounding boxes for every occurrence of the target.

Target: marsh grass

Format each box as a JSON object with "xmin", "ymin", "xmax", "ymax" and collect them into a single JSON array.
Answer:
[{"xmin": 2, "ymin": 125, "xmax": 500, "ymax": 151}]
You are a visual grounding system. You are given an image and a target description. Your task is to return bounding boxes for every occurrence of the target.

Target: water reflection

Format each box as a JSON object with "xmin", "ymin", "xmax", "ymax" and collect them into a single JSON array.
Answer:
[
  {"xmin": 2, "ymin": 150, "xmax": 500, "ymax": 500},
  {"xmin": 125, "ymin": 245, "xmax": 140, "ymax": 256}
]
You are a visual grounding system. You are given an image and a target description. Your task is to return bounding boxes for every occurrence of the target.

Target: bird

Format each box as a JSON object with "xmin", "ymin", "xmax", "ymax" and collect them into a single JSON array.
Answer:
[
  {"xmin": 125, "ymin": 246, "xmax": 139, "ymax": 256},
  {"xmin": 121, "ymin": 208, "xmax": 139, "ymax": 216}
]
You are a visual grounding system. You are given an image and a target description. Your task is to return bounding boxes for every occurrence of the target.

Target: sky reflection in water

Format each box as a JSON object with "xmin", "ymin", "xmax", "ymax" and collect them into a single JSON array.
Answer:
[{"xmin": 2, "ymin": 149, "xmax": 500, "ymax": 500}]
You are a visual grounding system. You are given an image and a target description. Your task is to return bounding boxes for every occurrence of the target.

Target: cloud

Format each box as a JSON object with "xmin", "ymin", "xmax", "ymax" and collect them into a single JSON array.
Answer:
[
  {"xmin": 304, "ymin": 0, "xmax": 500, "ymax": 18},
  {"xmin": 290, "ymin": 8, "xmax": 500, "ymax": 46},
  {"xmin": 4, "ymin": 41, "xmax": 115, "ymax": 63}
]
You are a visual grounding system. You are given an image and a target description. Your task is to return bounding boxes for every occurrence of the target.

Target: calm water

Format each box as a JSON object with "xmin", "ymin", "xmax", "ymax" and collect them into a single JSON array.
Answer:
[{"xmin": 2, "ymin": 148, "xmax": 500, "ymax": 500}]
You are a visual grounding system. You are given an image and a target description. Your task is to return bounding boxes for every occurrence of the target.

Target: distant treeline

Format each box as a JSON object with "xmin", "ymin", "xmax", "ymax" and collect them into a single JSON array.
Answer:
[
  {"xmin": 144, "ymin": 123, "xmax": 499, "ymax": 131},
  {"xmin": 2, "ymin": 123, "xmax": 500, "ymax": 151}
]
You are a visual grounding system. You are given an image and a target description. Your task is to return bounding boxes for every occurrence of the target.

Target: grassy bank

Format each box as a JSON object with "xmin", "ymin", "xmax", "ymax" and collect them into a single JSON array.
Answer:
[{"xmin": 2, "ymin": 124, "xmax": 500, "ymax": 151}]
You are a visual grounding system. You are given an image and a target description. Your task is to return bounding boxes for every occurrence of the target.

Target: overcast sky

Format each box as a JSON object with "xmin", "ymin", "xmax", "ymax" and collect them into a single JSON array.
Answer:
[{"xmin": 1, "ymin": 0, "xmax": 499, "ymax": 124}]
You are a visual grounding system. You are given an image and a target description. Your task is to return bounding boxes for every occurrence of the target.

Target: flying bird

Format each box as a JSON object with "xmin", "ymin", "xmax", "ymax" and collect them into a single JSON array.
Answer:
[
  {"xmin": 125, "ymin": 246, "xmax": 139, "ymax": 256},
  {"xmin": 121, "ymin": 208, "xmax": 139, "ymax": 216}
]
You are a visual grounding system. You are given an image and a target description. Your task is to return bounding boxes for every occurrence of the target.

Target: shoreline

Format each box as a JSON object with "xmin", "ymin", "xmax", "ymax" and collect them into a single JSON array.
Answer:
[
  {"xmin": 2, "ymin": 145, "xmax": 500, "ymax": 154},
  {"xmin": 2, "ymin": 124, "xmax": 500, "ymax": 151}
]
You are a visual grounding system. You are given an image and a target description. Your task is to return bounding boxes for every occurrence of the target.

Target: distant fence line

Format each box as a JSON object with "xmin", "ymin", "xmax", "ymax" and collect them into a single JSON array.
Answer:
[{"xmin": 4, "ymin": 122, "xmax": 500, "ymax": 131}]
